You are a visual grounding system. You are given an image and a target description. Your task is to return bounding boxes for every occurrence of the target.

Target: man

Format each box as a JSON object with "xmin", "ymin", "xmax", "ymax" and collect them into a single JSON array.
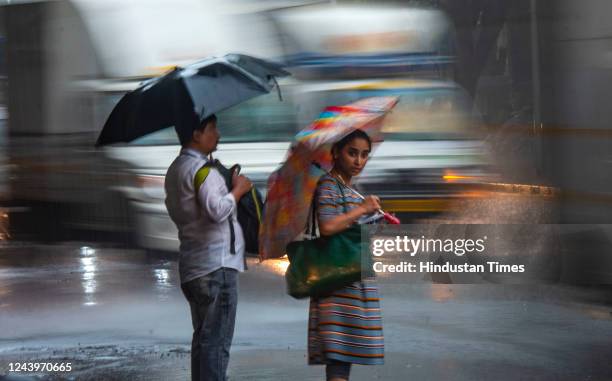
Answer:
[{"xmin": 164, "ymin": 114, "xmax": 252, "ymax": 381}]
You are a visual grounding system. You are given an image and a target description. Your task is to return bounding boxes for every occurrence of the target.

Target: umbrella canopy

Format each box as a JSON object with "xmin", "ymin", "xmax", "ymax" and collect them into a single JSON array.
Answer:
[
  {"xmin": 259, "ymin": 96, "xmax": 399, "ymax": 260},
  {"xmin": 96, "ymin": 53, "xmax": 289, "ymax": 146}
]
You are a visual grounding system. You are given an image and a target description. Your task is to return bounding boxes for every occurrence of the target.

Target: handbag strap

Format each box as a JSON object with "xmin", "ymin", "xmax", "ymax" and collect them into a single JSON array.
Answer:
[
  {"xmin": 334, "ymin": 177, "xmax": 349, "ymax": 214},
  {"xmin": 307, "ymin": 196, "xmax": 317, "ymax": 237},
  {"xmin": 307, "ymin": 175, "xmax": 349, "ymax": 237}
]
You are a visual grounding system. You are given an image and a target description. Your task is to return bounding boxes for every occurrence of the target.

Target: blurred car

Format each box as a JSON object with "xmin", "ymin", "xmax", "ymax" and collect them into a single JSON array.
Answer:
[{"xmin": 102, "ymin": 77, "xmax": 487, "ymax": 253}]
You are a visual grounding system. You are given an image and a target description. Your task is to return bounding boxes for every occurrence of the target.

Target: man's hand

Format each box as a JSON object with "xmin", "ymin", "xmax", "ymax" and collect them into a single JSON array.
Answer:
[{"xmin": 231, "ymin": 174, "xmax": 253, "ymax": 200}]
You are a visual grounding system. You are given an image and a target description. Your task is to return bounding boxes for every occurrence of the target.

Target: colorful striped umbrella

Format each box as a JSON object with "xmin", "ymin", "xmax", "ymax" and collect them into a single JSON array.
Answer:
[{"xmin": 259, "ymin": 96, "xmax": 399, "ymax": 260}]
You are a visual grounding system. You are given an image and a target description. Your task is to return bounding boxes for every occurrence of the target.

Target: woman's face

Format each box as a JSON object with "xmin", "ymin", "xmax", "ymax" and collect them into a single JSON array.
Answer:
[{"xmin": 334, "ymin": 137, "xmax": 371, "ymax": 177}]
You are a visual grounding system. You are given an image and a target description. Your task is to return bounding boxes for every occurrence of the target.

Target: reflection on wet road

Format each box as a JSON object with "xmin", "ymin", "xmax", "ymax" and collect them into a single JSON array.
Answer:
[
  {"xmin": 1, "ymin": 242, "xmax": 612, "ymax": 380},
  {"xmin": 0, "ymin": 244, "xmax": 180, "ymax": 312}
]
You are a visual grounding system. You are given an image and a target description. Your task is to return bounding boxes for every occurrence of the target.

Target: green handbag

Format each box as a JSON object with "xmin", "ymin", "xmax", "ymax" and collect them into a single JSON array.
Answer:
[
  {"xmin": 285, "ymin": 224, "xmax": 369, "ymax": 299},
  {"xmin": 285, "ymin": 179, "xmax": 372, "ymax": 299}
]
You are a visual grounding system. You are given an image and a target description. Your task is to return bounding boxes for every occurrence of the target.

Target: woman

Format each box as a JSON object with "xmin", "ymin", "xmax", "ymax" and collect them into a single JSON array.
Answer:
[{"xmin": 308, "ymin": 129, "xmax": 384, "ymax": 381}]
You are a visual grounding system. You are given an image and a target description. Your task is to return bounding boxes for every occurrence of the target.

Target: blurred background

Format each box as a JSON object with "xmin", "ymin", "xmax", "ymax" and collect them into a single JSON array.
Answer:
[
  {"xmin": 2, "ymin": 1, "xmax": 612, "ymax": 379},
  {"xmin": 0, "ymin": 0, "xmax": 611, "ymax": 282}
]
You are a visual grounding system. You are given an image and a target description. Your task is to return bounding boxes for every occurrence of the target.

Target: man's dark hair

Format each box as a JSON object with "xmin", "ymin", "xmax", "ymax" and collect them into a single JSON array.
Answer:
[
  {"xmin": 332, "ymin": 129, "xmax": 372, "ymax": 154},
  {"xmin": 178, "ymin": 114, "xmax": 217, "ymax": 147}
]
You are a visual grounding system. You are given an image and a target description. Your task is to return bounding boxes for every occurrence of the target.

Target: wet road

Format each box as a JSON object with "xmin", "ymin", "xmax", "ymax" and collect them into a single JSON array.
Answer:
[{"xmin": 1, "ymin": 242, "xmax": 612, "ymax": 380}]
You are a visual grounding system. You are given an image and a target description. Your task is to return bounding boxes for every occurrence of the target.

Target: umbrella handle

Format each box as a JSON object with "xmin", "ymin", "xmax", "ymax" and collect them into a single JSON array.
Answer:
[{"xmin": 347, "ymin": 188, "xmax": 401, "ymax": 224}]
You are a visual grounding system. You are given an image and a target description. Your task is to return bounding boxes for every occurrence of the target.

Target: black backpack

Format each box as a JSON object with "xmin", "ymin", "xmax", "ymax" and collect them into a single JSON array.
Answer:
[{"xmin": 194, "ymin": 159, "xmax": 263, "ymax": 255}]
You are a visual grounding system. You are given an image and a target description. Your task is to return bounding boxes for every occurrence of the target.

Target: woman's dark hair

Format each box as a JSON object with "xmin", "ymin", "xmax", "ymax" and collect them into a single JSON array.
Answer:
[
  {"xmin": 178, "ymin": 114, "xmax": 217, "ymax": 147},
  {"xmin": 332, "ymin": 129, "xmax": 372, "ymax": 155}
]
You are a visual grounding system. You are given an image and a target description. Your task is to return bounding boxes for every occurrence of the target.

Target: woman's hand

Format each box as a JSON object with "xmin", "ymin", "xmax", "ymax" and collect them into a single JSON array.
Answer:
[
  {"xmin": 360, "ymin": 195, "xmax": 381, "ymax": 215},
  {"xmin": 319, "ymin": 195, "xmax": 381, "ymax": 236}
]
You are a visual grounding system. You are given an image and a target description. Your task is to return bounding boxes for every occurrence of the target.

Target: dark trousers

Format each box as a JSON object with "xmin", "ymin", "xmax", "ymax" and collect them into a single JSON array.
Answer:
[{"xmin": 181, "ymin": 268, "xmax": 238, "ymax": 381}]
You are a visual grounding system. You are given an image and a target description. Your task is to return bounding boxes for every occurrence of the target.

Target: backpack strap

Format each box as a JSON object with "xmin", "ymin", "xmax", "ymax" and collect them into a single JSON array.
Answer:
[
  {"xmin": 193, "ymin": 162, "xmax": 236, "ymax": 255},
  {"xmin": 251, "ymin": 187, "xmax": 262, "ymax": 222},
  {"xmin": 194, "ymin": 165, "xmax": 213, "ymax": 192}
]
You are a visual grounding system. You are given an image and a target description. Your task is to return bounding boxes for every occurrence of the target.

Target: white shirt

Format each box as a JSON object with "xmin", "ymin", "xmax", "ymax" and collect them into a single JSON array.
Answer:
[{"xmin": 165, "ymin": 148, "xmax": 245, "ymax": 284}]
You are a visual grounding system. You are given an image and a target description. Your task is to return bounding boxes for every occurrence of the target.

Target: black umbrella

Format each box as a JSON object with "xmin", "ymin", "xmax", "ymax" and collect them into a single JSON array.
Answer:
[{"xmin": 96, "ymin": 53, "xmax": 290, "ymax": 146}]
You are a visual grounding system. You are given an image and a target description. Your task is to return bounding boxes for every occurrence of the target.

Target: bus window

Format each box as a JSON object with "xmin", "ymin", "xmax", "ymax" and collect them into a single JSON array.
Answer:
[
  {"xmin": 129, "ymin": 91, "xmax": 299, "ymax": 145},
  {"xmin": 216, "ymin": 92, "xmax": 299, "ymax": 143}
]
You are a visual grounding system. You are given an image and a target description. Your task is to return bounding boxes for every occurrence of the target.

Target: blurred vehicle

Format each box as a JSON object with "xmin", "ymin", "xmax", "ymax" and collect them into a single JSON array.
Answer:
[
  {"xmin": 290, "ymin": 78, "xmax": 488, "ymax": 216},
  {"xmin": 108, "ymin": 77, "xmax": 486, "ymax": 252},
  {"xmin": 0, "ymin": 0, "xmax": 290, "ymax": 242},
  {"xmin": 269, "ymin": 3, "xmax": 454, "ymax": 80},
  {"xmin": 1, "ymin": 0, "xmax": 487, "ymax": 252}
]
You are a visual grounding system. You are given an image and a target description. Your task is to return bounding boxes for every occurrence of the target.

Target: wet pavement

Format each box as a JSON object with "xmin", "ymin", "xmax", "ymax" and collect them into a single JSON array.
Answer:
[{"xmin": 1, "ymin": 241, "xmax": 612, "ymax": 380}]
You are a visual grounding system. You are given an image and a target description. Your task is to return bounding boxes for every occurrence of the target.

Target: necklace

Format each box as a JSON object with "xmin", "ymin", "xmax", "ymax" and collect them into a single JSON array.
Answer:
[{"xmin": 330, "ymin": 169, "xmax": 350, "ymax": 187}]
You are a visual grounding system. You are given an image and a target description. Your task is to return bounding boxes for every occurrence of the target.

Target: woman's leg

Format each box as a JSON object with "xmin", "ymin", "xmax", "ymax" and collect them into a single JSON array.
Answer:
[{"xmin": 325, "ymin": 360, "xmax": 351, "ymax": 381}]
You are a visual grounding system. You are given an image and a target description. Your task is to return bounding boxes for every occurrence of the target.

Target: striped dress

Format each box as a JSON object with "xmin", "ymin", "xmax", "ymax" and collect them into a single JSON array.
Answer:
[{"xmin": 308, "ymin": 174, "xmax": 384, "ymax": 365}]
